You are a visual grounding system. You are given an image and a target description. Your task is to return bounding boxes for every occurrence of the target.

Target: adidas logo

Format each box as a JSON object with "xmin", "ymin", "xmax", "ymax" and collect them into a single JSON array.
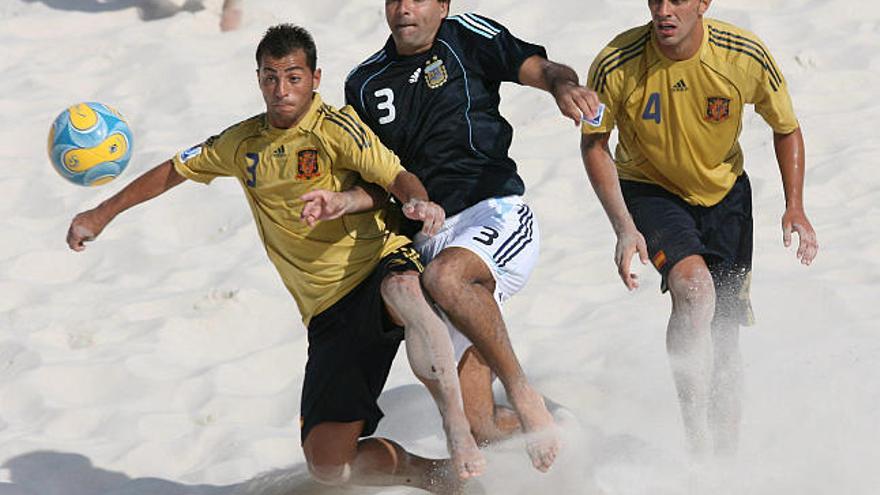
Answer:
[
  {"xmin": 672, "ymin": 79, "xmax": 688, "ymax": 92},
  {"xmin": 409, "ymin": 67, "xmax": 422, "ymax": 84},
  {"xmin": 273, "ymin": 145, "xmax": 287, "ymax": 158}
]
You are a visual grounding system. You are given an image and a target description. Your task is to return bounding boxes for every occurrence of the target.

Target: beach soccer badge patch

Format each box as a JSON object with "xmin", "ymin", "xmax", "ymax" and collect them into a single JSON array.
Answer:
[
  {"xmin": 705, "ymin": 97, "xmax": 731, "ymax": 122},
  {"xmin": 424, "ymin": 56, "xmax": 448, "ymax": 89},
  {"xmin": 296, "ymin": 149, "xmax": 320, "ymax": 180}
]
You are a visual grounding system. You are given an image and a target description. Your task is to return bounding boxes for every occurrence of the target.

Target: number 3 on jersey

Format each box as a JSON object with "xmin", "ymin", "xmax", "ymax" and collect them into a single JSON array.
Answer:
[
  {"xmin": 642, "ymin": 92, "xmax": 661, "ymax": 124},
  {"xmin": 374, "ymin": 88, "xmax": 396, "ymax": 125}
]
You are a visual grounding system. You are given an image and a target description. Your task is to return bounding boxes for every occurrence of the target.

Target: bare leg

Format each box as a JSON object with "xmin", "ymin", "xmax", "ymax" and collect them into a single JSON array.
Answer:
[
  {"xmin": 381, "ymin": 271, "xmax": 485, "ymax": 480},
  {"xmin": 459, "ymin": 346, "xmax": 521, "ymax": 445},
  {"xmin": 219, "ymin": 0, "xmax": 243, "ymax": 31},
  {"xmin": 709, "ymin": 314, "xmax": 742, "ymax": 457},
  {"xmin": 422, "ymin": 247, "xmax": 558, "ymax": 472},
  {"xmin": 303, "ymin": 421, "xmax": 464, "ymax": 493},
  {"xmin": 666, "ymin": 255, "xmax": 715, "ymax": 458}
]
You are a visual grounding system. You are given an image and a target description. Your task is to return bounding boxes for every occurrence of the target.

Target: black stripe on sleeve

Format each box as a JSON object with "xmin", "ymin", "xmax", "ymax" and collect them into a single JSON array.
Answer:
[
  {"xmin": 591, "ymin": 31, "xmax": 651, "ymax": 90},
  {"xmin": 325, "ymin": 115, "xmax": 367, "ymax": 150},
  {"xmin": 597, "ymin": 48, "xmax": 646, "ymax": 93},
  {"xmin": 709, "ymin": 35, "xmax": 780, "ymax": 91},
  {"xmin": 708, "ymin": 26, "xmax": 783, "ymax": 84},
  {"xmin": 331, "ymin": 109, "xmax": 369, "ymax": 145}
]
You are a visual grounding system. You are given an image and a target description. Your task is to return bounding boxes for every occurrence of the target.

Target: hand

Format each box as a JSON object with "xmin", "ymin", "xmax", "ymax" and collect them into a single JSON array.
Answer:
[
  {"xmin": 67, "ymin": 208, "xmax": 110, "ymax": 252},
  {"xmin": 615, "ymin": 228, "xmax": 649, "ymax": 290},
  {"xmin": 299, "ymin": 189, "xmax": 350, "ymax": 227},
  {"xmin": 782, "ymin": 206, "xmax": 818, "ymax": 265},
  {"xmin": 403, "ymin": 199, "xmax": 445, "ymax": 237},
  {"xmin": 552, "ymin": 81, "xmax": 601, "ymax": 126}
]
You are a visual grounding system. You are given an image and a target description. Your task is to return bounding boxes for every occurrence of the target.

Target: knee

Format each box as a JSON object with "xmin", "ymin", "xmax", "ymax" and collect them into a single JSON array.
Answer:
[
  {"xmin": 380, "ymin": 271, "xmax": 422, "ymax": 305},
  {"xmin": 668, "ymin": 264, "xmax": 715, "ymax": 312},
  {"xmin": 421, "ymin": 257, "xmax": 461, "ymax": 303},
  {"xmin": 306, "ymin": 461, "xmax": 352, "ymax": 486}
]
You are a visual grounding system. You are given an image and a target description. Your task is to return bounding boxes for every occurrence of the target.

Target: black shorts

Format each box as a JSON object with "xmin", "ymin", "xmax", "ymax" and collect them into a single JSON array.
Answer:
[
  {"xmin": 620, "ymin": 173, "xmax": 754, "ymax": 325},
  {"xmin": 299, "ymin": 245, "xmax": 423, "ymax": 443}
]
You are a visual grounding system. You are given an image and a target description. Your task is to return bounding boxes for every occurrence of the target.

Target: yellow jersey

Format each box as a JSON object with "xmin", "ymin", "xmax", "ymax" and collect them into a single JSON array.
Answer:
[
  {"xmin": 173, "ymin": 93, "xmax": 410, "ymax": 325},
  {"xmin": 582, "ymin": 19, "xmax": 799, "ymax": 206}
]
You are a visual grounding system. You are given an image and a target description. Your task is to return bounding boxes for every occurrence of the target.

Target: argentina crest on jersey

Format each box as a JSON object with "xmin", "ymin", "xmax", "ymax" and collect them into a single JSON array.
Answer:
[{"xmin": 424, "ymin": 56, "xmax": 448, "ymax": 89}]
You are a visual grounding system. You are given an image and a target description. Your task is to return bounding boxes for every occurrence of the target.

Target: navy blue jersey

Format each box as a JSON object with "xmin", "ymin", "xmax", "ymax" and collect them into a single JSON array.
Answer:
[{"xmin": 345, "ymin": 13, "xmax": 546, "ymax": 222}]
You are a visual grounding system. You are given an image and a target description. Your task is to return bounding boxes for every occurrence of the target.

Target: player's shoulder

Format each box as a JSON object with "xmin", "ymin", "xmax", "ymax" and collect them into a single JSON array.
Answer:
[
  {"xmin": 207, "ymin": 114, "xmax": 264, "ymax": 147},
  {"xmin": 589, "ymin": 23, "xmax": 652, "ymax": 91},
  {"xmin": 705, "ymin": 18, "xmax": 766, "ymax": 45},
  {"xmin": 443, "ymin": 12, "xmax": 508, "ymax": 42},
  {"xmin": 593, "ymin": 22, "xmax": 652, "ymax": 62},
  {"xmin": 346, "ymin": 47, "xmax": 391, "ymax": 86},
  {"xmin": 704, "ymin": 18, "xmax": 784, "ymax": 85},
  {"xmin": 315, "ymin": 102, "xmax": 371, "ymax": 151}
]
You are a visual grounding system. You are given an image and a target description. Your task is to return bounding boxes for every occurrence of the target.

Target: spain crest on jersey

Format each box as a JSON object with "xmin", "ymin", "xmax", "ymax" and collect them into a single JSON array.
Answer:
[
  {"xmin": 424, "ymin": 56, "xmax": 448, "ymax": 89},
  {"xmin": 705, "ymin": 97, "xmax": 731, "ymax": 122},
  {"xmin": 296, "ymin": 149, "xmax": 320, "ymax": 180}
]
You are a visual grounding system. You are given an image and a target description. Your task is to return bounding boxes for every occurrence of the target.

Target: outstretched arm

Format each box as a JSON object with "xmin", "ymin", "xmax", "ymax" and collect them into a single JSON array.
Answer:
[
  {"xmin": 66, "ymin": 159, "xmax": 187, "ymax": 251},
  {"xmin": 774, "ymin": 127, "xmax": 818, "ymax": 265},
  {"xmin": 299, "ymin": 170, "xmax": 445, "ymax": 236},
  {"xmin": 299, "ymin": 182, "xmax": 388, "ymax": 227},
  {"xmin": 580, "ymin": 132, "xmax": 648, "ymax": 290},
  {"xmin": 518, "ymin": 55, "xmax": 601, "ymax": 126}
]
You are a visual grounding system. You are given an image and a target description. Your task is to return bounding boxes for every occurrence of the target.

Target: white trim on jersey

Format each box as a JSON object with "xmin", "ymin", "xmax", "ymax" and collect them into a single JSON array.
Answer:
[
  {"xmin": 346, "ymin": 49, "xmax": 388, "ymax": 83},
  {"xmin": 358, "ymin": 61, "xmax": 395, "ymax": 115},
  {"xmin": 449, "ymin": 14, "xmax": 497, "ymax": 39},
  {"xmin": 462, "ymin": 13, "xmax": 501, "ymax": 36},
  {"xmin": 437, "ymin": 38, "xmax": 479, "ymax": 155}
]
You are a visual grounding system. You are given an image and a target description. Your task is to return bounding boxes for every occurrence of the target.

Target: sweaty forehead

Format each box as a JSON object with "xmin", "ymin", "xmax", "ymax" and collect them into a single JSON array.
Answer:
[{"xmin": 260, "ymin": 56, "xmax": 308, "ymax": 72}]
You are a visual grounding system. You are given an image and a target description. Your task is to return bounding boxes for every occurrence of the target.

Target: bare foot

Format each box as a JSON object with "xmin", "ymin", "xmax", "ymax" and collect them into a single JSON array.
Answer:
[
  {"xmin": 446, "ymin": 422, "xmax": 486, "ymax": 479},
  {"xmin": 508, "ymin": 385, "xmax": 559, "ymax": 472}
]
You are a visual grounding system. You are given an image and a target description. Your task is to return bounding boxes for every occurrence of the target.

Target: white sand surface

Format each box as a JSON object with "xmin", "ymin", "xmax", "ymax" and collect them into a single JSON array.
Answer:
[{"xmin": 1, "ymin": 0, "xmax": 878, "ymax": 493}]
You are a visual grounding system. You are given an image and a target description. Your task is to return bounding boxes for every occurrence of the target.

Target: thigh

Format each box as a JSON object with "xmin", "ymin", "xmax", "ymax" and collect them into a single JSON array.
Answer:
[
  {"xmin": 301, "ymin": 259, "xmax": 406, "ymax": 444},
  {"xmin": 446, "ymin": 196, "xmax": 540, "ymax": 305},
  {"xmin": 700, "ymin": 174, "xmax": 754, "ymax": 324},
  {"xmin": 621, "ymin": 180, "xmax": 705, "ymax": 292}
]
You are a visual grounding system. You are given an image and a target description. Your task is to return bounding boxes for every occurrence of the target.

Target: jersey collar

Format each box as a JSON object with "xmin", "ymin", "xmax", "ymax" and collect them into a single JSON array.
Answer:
[{"xmin": 649, "ymin": 20, "xmax": 709, "ymax": 67}]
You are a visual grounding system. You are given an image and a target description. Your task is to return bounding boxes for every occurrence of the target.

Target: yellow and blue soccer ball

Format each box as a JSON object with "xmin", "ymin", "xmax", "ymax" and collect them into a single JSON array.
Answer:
[{"xmin": 47, "ymin": 102, "xmax": 133, "ymax": 186}]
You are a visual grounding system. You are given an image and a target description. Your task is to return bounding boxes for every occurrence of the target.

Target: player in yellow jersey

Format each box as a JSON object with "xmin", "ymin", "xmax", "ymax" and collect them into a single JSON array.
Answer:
[
  {"xmin": 66, "ymin": 24, "xmax": 486, "ymax": 492},
  {"xmin": 581, "ymin": 0, "xmax": 818, "ymax": 457}
]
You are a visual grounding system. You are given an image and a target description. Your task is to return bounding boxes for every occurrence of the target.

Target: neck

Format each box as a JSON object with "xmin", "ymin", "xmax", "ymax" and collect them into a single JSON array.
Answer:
[
  {"xmin": 394, "ymin": 36, "xmax": 436, "ymax": 56},
  {"xmin": 657, "ymin": 19, "xmax": 704, "ymax": 61}
]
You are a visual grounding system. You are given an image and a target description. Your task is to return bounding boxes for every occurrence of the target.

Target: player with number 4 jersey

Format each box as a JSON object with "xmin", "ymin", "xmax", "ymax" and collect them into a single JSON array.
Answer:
[{"xmin": 580, "ymin": 0, "xmax": 818, "ymax": 458}]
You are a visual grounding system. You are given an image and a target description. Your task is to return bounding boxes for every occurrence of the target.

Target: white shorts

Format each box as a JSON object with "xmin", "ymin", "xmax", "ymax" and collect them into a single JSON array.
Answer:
[{"xmin": 413, "ymin": 195, "xmax": 540, "ymax": 360}]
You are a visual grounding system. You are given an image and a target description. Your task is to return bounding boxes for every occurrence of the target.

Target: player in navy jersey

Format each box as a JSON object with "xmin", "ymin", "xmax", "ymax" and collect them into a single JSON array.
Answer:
[{"xmin": 342, "ymin": 0, "xmax": 601, "ymax": 473}]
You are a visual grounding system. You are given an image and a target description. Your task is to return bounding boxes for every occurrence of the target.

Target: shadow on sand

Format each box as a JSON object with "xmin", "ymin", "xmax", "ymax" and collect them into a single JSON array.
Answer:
[
  {"xmin": 20, "ymin": 0, "xmax": 205, "ymax": 21},
  {"xmin": 0, "ymin": 451, "xmax": 233, "ymax": 495}
]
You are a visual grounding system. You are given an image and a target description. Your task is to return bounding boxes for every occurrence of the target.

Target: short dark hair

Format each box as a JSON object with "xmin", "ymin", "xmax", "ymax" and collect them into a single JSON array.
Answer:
[{"xmin": 255, "ymin": 24, "xmax": 317, "ymax": 71}]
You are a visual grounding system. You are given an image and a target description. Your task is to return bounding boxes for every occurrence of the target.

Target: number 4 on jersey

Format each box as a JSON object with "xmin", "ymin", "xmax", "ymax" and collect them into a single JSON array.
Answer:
[{"xmin": 642, "ymin": 92, "xmax": 661, "ymax": 124}]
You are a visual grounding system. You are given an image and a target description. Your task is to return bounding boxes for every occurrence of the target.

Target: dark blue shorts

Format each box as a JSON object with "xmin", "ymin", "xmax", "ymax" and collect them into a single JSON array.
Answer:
[
  {"xmin": 620, "ymin": 173, "xmax": 754, "ymax": 325},
  {"xmin": 299, "ymin": 245, "xmax": 423, "ymax": 444}
]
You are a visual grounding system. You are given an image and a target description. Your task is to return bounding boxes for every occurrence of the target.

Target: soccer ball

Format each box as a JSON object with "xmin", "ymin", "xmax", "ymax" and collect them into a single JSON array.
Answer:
[{"xmin": 47, "ymin": 102, "xmax": 133, "ymax": 186}]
